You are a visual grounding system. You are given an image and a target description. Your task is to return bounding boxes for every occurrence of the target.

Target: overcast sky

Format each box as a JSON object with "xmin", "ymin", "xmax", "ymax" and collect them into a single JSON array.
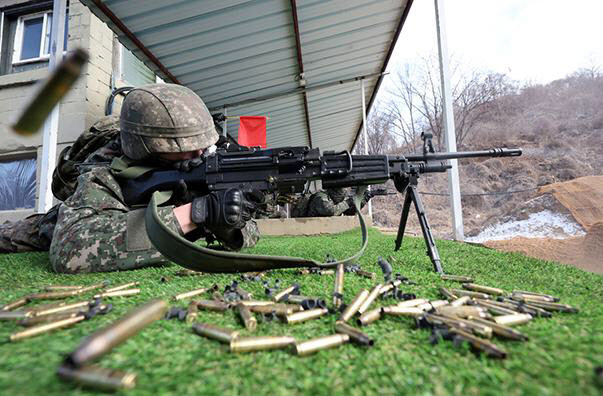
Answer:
[{"xmin": 388, "ymin": 0, "xmax": 603, "ymax": 84}]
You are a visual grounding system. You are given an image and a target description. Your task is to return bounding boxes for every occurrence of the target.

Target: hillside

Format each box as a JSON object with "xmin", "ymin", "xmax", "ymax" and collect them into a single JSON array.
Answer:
[{"xmin": 372, "ymin": 72, "xmax": 603, "ymax": 240}]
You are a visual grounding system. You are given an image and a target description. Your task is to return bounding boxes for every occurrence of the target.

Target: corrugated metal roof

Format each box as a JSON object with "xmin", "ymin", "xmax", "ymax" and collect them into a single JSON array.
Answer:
[{"xmin": 80, "ymin": 0, "xmax": 412, "ymax": 151}]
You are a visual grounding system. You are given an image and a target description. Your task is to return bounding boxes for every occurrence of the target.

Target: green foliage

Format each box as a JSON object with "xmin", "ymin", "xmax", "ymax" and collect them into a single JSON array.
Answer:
[{"xmin": 0, "ymin": 229, "xmax": 601, "ymax": 395}]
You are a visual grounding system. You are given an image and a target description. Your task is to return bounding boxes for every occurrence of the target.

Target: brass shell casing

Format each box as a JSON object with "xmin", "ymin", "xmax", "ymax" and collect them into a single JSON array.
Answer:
[
  {"xmin": 1, "ymin": 297, "xmax": 30, "ymax": 311},
  {"xmin": 235, "ymin": 285, "xmax": 253, "ymax": 300},
  {"xmin": 438, "ymin": 287, "xmax": 459, "ymax": 300},
  {"xmin": 381, "ymin": 306, "xmax": 423, "ymax": 317},
  {"xmin": 512, "ymin": 290, "xmax": 559, "ymax": 301},
  {"xmin": 355, "ymin": 270, "xmax": 376, "ymax": 280},
  {"xmin": 67, "ymin": 299, "xmax": 168, "ymax": 367},
  {"xmin": 510, "ymin": 293, "xmax": 556, "ymax": 303},
  {"xmin": 448, "ymin": 289, "xmax": 491, "ymax": 300},
  {"xmin": 448, "ymin": 327, "xmax": 507, "ymax": 359},
  {"xmin": 472, "ymin": 300, "xmax": 519, "ymax": 315},
  {"xmin": 285, "ymin": 308, "xmax": 328, "ymax": 324},
  {"xmin": 334, "ymin": 321, "xmax": 374, "ymax": 346},
  {"xmin": 192, "ymin": 322, "xmax": 239, "ymax": 343},
  {"xmin": 286, "ymin": 295, "xmax": 319, "ymax": 305},
  {"xmin": 467, "ymin": 316, "xmax": 529, "ymax": 341},
  {"xmin": 462, "ymin": 283, "xmax": 505, "ymax": 296},
  {"xmin": 236, "ymin": 303, "xmax": 257, "ymax": 331},
  {"xmin": 19, "ymin": 311, "xmax": 81, "ymax": 327},
  {"xmin": 295, "ymin": 334, "xmax": 349, "ymax": 356},
  {"xmin": 57, "ymin": 364, "xmax": 136, "ymax": 391},
  {"xmin": 436, "ymin": 306, "xmax": 490, "ymax": 319},
  {"xmin": 416, "ymin": 300, "xmax": 448, "ymax": 311},
  {"xmin": 230, "ymin": 336, "xmax": 295, "ymax": 353},
  {"xmin": 249, "ymin": 304, "xmax": 301, "ymax": 316},
  {"xmin": 239, "ymin": 300, "xmax": 278, "ymax": 307},
  {"xmin": 104, "ymin": 282, "xmax": 140, "ymax": 293},
  {"xmin": 396, "ymin": 299, "xmax": 429, "ymax": 308},
  {"xmin": 449, "ymin": 296, "xmax": 471, "ymax": 307},
  {"xmin": 518, "ymin": 300, "xmax": 578, "ymax": 313},
  {"xmin": 357, "ymin": 284, "xmax": 384, "ymax": 314},
  {"xmin": 0, "ymin": 310, "xmax": 28, "ymax": 320},
  {"xmin": 272, "ymin": 285, "xmax": 297, "ymax": 302},
  {"xmin": 173, "ymin": 286, "xmax": 215, "ymax": 301},
  {"xmin": 493, "ymin": 314, "xmax": 533, "ymax": 326},
  {"xmin": 27, "ymin": 291, "xmax": 80, "ymax": 300},
  {"xmin": 32, "ymin": 300, "xmax": 90, "ymax": 317},
  {"xmin": 10, "ymin": 315, "xmax": 85, "ymax": 341},
  {"xmin": 94, "ymin": 289, "xmax": 140, "ymax": 299},
  {"xmin": 357, "ymin": 308, "xmax": 381, "ymax": 326},
  {"xmin": 333, "ymin": 263, "xmax": 345, "ymax": 308},
  {"xmin": 425, "ymin": 313, "xmax": 493, "ymax": 338},
  {"xmin": 186, "ymin": 301, "xmax": 198, "ymax": 324},
  {"xmin": 340, "ymin": 289, "xmax": 369, "ymax": 322},
  {"xmin": 196, "ymin": 300, "xmax": 230, "ymax": 312},
  {"xmin": 440, "ymin": 274, "xmax": 473, "ymax": 283},
  {"xmin": 44, "ymin": 285, "xmax": 84, "ymax": 291}
]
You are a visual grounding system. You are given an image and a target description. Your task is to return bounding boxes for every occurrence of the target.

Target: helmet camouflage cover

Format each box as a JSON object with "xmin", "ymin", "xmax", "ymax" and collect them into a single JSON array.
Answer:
[{"xmin": 120, "ymin": 83, "xmax": 219, "ymax": 160}]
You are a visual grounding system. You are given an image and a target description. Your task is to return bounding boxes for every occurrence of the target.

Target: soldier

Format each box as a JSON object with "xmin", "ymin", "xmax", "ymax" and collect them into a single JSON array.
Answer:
[
  {"xmin": 0, "ymin": 84, "xmax": 260, "ymax": 273},
  {"xmin": 290, "ymin": 188, "xmax": 375, "ymax": 218}
]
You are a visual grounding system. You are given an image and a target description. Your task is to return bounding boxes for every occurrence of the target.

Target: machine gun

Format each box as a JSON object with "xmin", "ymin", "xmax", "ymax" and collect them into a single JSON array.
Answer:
[{"xmin": 119, "ymin": 135, "xmax": 521, "ymax": 274}]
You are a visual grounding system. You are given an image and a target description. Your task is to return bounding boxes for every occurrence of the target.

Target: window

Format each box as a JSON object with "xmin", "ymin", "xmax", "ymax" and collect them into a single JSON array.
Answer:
[
  {"xmin": 12, "ymin": 10, "xmax": 68, "ymax": 64},
  {"xmin": 119, "ymin": 44, "xmax": 156, "ymax": 87},
  {"xmin": 0, "ymin": 158, "xmax": 36, "ymax": 211}
]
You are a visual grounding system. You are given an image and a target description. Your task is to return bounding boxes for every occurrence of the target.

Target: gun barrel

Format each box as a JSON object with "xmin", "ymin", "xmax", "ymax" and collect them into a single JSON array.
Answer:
[{"xmin": 405, "ymin": 148, "xmax": 522, "ymax": 162}]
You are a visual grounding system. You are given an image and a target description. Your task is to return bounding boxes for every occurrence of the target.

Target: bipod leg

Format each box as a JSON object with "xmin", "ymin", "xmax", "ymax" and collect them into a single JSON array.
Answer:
[
  {"xmin": 394, "ymin": 189, "xmax": 413, "ymax": 251},
  {"xmin": 407, "ymin": 185, "xmax": 444, "ymax": 274}
]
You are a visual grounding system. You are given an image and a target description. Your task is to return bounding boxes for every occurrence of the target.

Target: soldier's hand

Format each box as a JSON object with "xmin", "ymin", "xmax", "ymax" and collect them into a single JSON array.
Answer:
[
  {"xmin": 172, "ymin": 157, "xmax": 203, "ymax": 172},
  {"xmin": 191, "ymin": 188, "xmax": 260, "ymax": 229}
]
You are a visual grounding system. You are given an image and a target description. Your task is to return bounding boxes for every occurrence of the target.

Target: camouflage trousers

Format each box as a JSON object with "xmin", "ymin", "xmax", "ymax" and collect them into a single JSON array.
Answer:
[{"xmin": 0, "ymin": 206, "xmax": 58, "ymax": 253}]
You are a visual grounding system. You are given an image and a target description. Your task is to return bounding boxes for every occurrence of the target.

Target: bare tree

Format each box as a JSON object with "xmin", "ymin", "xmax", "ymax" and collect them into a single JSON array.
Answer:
[
  {"xmin": 386, "ymin": 56, "xmax": 517, "ymax": 151},
  {"xmin": 354, "ymin": 109, "xmax": 397, "ymax": 155}
]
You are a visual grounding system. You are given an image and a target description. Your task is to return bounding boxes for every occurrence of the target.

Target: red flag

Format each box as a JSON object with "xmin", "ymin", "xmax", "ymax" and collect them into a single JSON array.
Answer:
[{"xmin": 237, "ymin": 116, "xmax": 266, "ymax": 148}]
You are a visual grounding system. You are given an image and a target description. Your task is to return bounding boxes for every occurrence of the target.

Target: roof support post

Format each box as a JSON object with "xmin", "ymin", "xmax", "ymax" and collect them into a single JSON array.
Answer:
[
  {"xmin": 360, "ymin": 79, "xmax": 372, "ymax": 220},
  {"xmin": 434, "ymin": 0, "xmax": 464, "ymax": 240},
  {"xmin": 222, "ymin": 106, "xmax": 228, "ymax": 137},
  {"xmin": 37, "ymin": 0, "xmax": 66, "ymax": 213}
]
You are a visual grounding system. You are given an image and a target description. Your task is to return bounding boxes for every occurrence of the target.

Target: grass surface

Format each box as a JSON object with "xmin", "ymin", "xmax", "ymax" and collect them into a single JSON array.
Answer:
[{"xmin": 0, "ymin": 228, "xmax": 601, "ymax": 395}]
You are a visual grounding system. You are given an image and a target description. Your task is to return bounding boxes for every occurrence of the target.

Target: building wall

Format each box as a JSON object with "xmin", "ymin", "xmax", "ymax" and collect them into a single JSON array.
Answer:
[{"xmin": 0, "ymin": 0, "xmax": 150, "ymax": 222}]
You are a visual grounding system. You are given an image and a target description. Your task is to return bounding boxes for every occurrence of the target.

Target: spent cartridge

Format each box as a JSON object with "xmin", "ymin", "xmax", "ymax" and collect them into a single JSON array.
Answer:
[
  {"xmin": 236, "ymin": 303, "xmax": 257, "ymax": 331},
  {"xmin": 334, "ymin": 321, "xmax": 374, "ymax": 346},
  {"xmin": 462, "ymin": 283, "xmax": 505, "ymax": 296},
  {"xmin": 285, "ymin": 308, "xmax": 328, "ymax": 324},
  {"xmin": 449, "ymin": 296, "xmax": 471, "ymax": 307},
  {"xmin": 186, "ymin": 301, "xmax": 198, "ymax": 324},
  {"xmin": 1, "ymin": 297, "xmax": 30, "ymax": 311},
  {"xmin": 448, "ymin": 327, "xmax": 507, "ymax": 359},
  {"xmin": 333, "ymin": 263, "xmax": 345, "ymax": 308},
  {"xmin": 357, "ymin": 284, "xmax": 384, "ymax": 314},
  {"xmin": 104, "ymin": 282, "xmax": 140, "ymax": 293},
  {"xmin": 440, "ymin": 274, "xmax": 473, "ymax": 283},
  {"xmin": 381, "ymin": 306, "xmax": 423, "ymax": 317},
  {"xmin": 94, "ymin": 289, "xmax": 140, "ymax": 299},
  {"xmin": 196, "ymin": 300, "xmax": 230, "ymax": 312},
  {"xmin": 173, "ymin": 285, "xmax": 217, "ymax": 301},
  {"xmin": 493, "ymin": 313, "xmax": 533, "ymax": 326},
  {"xmin": 438, "ymin": 287, "xmax": 459, "ymax": 300},
  {"xmin": 357, "ymin": 308, "xmax": 382, "ymax": 326},
  {"xmin": 295, "ymin": 334, "xmax": 349, "ymax": 356},
  {"xmin": 467, "ymin": 316, "xmax": 529, "ymax": 341},
  {"xmin": 192, "ymin": 322, "xmax": 239, "ymax": 343},
  {"xmin": 272, "ymin": 285, "xmax": 298, "ymax": 302},
  {"xmin": 230, "ymin": 336, "xmax": 295, "ymax": 353},
  {"xmin": 448, "ymin": 289, "xmax": 491, "ymax": 300},
  {"xmin": 340, "ymin": 289, "xmax": 370, "ymax": 322},
  {"xmin": 57, "ymin": 364, "xmax": 136, "ymax": 391},
  {"xmin": 10, "ymin": 315, "xmax": 86, "ymax": 341},
  {"xmin": 67, "ymin": 299, "xmax": 168, "ymax": 367}
]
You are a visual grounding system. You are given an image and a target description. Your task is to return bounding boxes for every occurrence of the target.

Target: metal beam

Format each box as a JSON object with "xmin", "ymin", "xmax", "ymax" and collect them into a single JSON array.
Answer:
[
  {"xmin": 434, "ymin": 0, "xmax": 464, "ymax": 240},
  {"xmin": 89, "ymin": 0, "xmax": 180, "ymax": 84},
  {"xmin": 37, "ymin": 0, "xmax": 66, "ymax": 213},
  {"xmin": 361, "ymin": 79, "xmax": 372, "ymax": 219},
  {"xmin": 290, "ymin": 0, "xmax": 313, "ymax": 147}
]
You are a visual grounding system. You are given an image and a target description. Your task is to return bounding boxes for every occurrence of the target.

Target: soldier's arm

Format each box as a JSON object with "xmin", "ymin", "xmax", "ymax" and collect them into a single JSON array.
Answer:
[
  {"xmin": 49, "ymin": 168, "xmax": 181, "ymax": 273},
  {"xmin": 309, "ymin": 192, "xmax": 351, "ymax": 217}
]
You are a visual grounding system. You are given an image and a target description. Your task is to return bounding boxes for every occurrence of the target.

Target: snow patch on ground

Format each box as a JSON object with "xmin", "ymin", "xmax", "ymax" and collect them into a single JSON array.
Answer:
[{"xmin": 466, "ymin": 210, "xmax": 586, "ymax": 243}]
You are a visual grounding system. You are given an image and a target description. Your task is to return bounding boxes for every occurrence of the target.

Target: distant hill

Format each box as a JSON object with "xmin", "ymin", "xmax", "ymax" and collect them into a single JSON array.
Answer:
[{"xmin": 372, "ymin": 71, "xmax": 603, "ymax": 237}]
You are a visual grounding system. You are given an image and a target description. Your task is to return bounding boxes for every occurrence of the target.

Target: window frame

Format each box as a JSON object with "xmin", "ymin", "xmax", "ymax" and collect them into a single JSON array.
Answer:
[{"xmin": 11, "ymin": 9, "xmax": 68, "ymax": 66}]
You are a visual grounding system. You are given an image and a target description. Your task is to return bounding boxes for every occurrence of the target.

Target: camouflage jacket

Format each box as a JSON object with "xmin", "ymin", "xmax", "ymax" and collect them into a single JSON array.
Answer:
[{"xmin": 49, "ymin": 140, "xmax": 259, "ymax": 274}]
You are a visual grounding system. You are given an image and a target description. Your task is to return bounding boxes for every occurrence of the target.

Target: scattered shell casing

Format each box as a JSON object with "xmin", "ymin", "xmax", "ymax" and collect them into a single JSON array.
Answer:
[
  {"xmin": 357, "ymin": 308, "xmax": 382, "ymax": 326},
  {"xmin": 104, "ymin": 282, "xmax": 140, "ymax": 293},
  {"xmin": 334, "ymin": 321, "xmax": 374, "ymax": 346},
  {"xmin": 235, "ymin": 285, "xmax": 253, "ymax": 300},
  {"xmin": 424, "ymin": 313, "xmax": 493, "ymax": 338},
  {"xmin": 196, "ymin": 300, "xmax": 230, "ymax": 312},
  {"xmin": 512, "ymin": 290, "xmax": 559, "ymax": 301},
  {"xmin": 438, "ymin": 287, "xmax": 459, "ymax": 300},
  {"xmin": 10, "ymin": 315, "xmax": 86, "ymax": 341},
  {"xmin": 0, "ymin": 310, "xmax": 29, "ymax": 320},
  {"xmin": 230, "ymin": 336, "xmax": 295, "ymax": 353},
  {"xmin": 31, "ymin": 300, "xmax": 90, "ymax": 317},
  {"xmin": 462, "ymin": 283, "xmax": 505, "ymax": 296},
  {"xmin": 57, "ymin": 364, "xmax": 136, "ymax": 391},
  {"xmin": 493, "ymin": 313, "xmax": 533, "ymax": 326},
  {"xmin": 19, "ymin": 312, "xmax": 81, "ymax": 327},
  {"xmin": 440, "ymin": 274, "xmax": 473, "ymax": 283},
  {"xmin": 66, "ymin": 299, "xmax": 168, "ymax": 367},
  {"xmin": 186, "ymin": 301, "xmax": 198, "ymax": 324},
  {"xmin": 44, "ymin": 285, "xmax": 84, "ymax": 291},
  {"xmin": 437, "ymin": 305, "xmax": 491, "ymax": 319},
  {"xmin": 94, "ymin": 289, "xmax": 140, "ymax": 299},
  {"xmin": 74, "ymin": 283, "xmax": 109, "ymax": 294},
  {"xmin": 416, "ymin": 300, "xmax": 449, "ymax": 311},
  {"xmin": 396, "ymin": 298, "xmax": 429, "ymax": 308},
  {"xmin": 236, "ymin": 303, "xmax": 257, "ymax": 331},
  {"xmin": 333, "ymin": 263, "xmax": 345, "ymax": 308},
  {"xmin": 355, "ymin": 270, "xmax": 376, "ymax": 280},
  {"xmin": 449, "ymin": 296, "xmax": 471, "ymax": 307},
  {"xmin": 448, "ymin": 327, "xmax": 507, "ymax": 359},
  {"xmin": 285, "ymin": 308, "xmax": 328, "ymax": 324},
  {"xmin": 173, "ymin": 286, "xmax": 215, "ymax": 301},
  {"xmin": 357, "ymin": 284, "xmax": 384, "ymax": 314},
  {"xmin": 472, "ymin": 300, "xmax": 519, "ymax": 315},
  {"xmin": 1, "ymin": 297, "xmax": 30, "ymax": 311},
  {"xmin": 192, "ymin": 322, "xmax": 239, "ymax": 343},
  {"xmin": 340, "ymin": 289, "xmax": 370, "ymax": 322},
  {"xmin": 518, "ymin": 300, "xmax": 578, "ymax": 313},
  {"xmin": 27, "ymin": 291, "xmax": 80, "ymax": 300},
  {"xmin": 248, "ymin": 304, "xmax": 299, "ymax": 316},
  {"xmin": 510, "ymin": 293, "xmax": 556, "ymax": 303},
  {"xmin": 286, "ymin": 295, "xmax": 316, "ymax": 304},
  {"xmin": 272, "ymin": 285, "xmax": 297, "ymax": 302},
  {"xmin": 239, "ymin": 300, "xmax": 277, "ymax": 307},
  {"xmin": 381, "ymin": 306, "xmax": 423, "ymax": 317},
  {"xmin": 467, "ymin": 316, "xmax": 529, "ymax": 341},
  {"xmin": 295, "ymin": 334, "xmax": 349, "ymax": 356},
  {"xmin": 448, "ymin": 289, "xmax": 491, "ymax": 300}
]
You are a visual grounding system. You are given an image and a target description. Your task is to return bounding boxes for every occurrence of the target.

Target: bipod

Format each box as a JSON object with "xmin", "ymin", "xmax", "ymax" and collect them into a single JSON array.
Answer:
[{"xmin": 394, "ymin": 173, "xmax": 444, "ymax": 274}]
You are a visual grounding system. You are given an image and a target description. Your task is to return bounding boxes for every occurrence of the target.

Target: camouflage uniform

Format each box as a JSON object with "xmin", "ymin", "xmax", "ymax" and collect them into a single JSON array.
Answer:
[
  {"xmin": 291, "ymin": 188, "xmax": 352, "ymax": 217},
  {"xmin": 1, "ymin": 84, "xmax": 260, "ymax": 273}
]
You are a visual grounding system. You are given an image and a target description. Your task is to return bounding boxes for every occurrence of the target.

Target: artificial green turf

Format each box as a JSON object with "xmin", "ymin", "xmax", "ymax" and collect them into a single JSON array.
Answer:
[{"xmin": 0, "ymin": 228, "xmax": 601, "ymax": 395}]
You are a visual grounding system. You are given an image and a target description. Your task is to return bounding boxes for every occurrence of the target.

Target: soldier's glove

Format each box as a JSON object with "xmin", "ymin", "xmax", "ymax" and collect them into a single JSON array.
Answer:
[{"xmin": 191, "ymin": 188, "xmax": 262, "ymax": 229}]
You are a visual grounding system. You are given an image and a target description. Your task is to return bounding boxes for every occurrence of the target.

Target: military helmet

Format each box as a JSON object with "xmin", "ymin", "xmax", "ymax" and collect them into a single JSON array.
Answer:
[
  {"xmin": 327, "ymin": 188, "xmax": 347, "ymax": 204},
  {"xmin": 120, "ymin": 83, "xmax": 219, "ymax": 160}
]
